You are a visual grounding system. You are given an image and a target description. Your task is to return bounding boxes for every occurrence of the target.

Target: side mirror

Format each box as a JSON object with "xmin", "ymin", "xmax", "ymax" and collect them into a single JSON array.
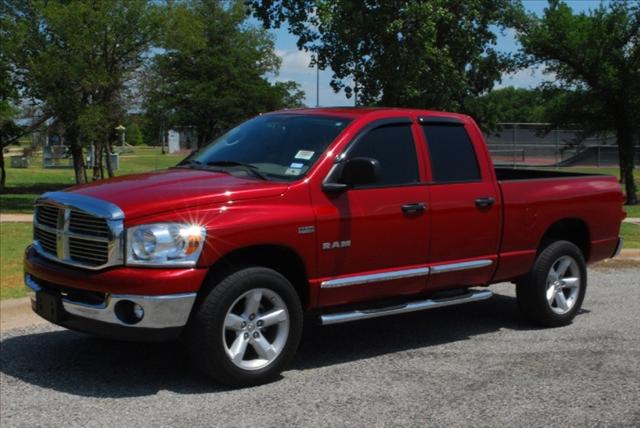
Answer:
[{"xmin": 323, "ymin": 157, "xmax": 381, "ymax": 193}]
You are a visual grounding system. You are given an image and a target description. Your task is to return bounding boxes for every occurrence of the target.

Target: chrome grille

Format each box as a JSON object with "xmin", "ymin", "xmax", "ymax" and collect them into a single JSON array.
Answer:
[
  {"xmin": 69, "ymin": 237, "xmax": 110, "ymax": 266},
  {"xmin": 69, "ymin": 210, "xmax": 110, "ymax": 237},
  {"xmin": 36, "ymin": 205, "xmax": 59, "ymax": 229},
  {"xmin": 32, "ymin": 192, "xmax": 124, "ymax": 270},
  {"xmin": 34, "ymin": 227, "xmax": 57, "ymax": 254}
]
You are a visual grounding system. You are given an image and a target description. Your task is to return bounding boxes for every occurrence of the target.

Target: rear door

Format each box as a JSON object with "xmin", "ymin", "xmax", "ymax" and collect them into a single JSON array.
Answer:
[
  {"xmin": 313, "ymin": 119, "xmax": 431, "ymax": 307},
  {"xmin": 419, "ymin": 117, "xmax": 500, "ymax": 289}
]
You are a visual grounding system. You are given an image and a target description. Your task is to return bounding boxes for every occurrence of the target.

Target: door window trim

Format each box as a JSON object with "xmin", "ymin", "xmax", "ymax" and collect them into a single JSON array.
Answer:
[
  {"xmin": 322, "ymin": 117, "xmax": 423, "ymax": 190},
  {"xmin": 418, "ymin": 117, "xmax": 483, "ymax": 184}
]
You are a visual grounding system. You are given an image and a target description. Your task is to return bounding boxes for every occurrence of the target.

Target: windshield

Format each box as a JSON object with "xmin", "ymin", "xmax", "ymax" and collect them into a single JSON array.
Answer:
[{"xmin": 180, "ymin": 114, "xmax": 352, "ymax": 181}]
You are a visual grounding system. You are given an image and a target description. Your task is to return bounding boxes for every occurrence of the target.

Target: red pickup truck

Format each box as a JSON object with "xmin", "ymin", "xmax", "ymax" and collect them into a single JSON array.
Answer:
[{"xmin": 25, "ymin": 108, "xmax": 625, "ymax": 386}]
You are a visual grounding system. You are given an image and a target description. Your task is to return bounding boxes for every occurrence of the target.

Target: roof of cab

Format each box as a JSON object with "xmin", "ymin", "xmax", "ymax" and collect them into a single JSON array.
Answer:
[{"xmin": 268, "ymin": 106, "xmax": 469, "ymax": 121}]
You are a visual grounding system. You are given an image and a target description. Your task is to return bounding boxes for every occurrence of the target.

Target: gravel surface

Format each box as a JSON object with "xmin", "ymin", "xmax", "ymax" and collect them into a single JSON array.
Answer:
[{"xmin": 1, "ymin": 267, "xmax": 639, "ymax": 427}]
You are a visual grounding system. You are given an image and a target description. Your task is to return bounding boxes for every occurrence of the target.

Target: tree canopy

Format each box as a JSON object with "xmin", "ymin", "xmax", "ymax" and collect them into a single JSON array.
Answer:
[
  {"xmin": 250, "ymin": 0, "xmax": 525, "ymax": 115},
  {"xmin": 144, "ymin": 0, "xmax": 305, "ymax": 148},
  {"xmin": 4, "ymin": 0, "xmax": 161, "ymax": 183},
  {"xmin": 517, "ymin": 0, "xmax": 640, "ymax": 204}
]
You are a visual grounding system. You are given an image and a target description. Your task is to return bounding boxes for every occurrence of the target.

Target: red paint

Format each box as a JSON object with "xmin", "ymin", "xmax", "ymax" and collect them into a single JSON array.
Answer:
[{"xmin": 24, "ymin": 108, "xmax": 624, "ymax": 311}]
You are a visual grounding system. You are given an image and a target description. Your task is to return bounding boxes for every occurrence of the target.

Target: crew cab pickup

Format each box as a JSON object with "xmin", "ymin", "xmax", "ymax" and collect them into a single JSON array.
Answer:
[{"xmin": 24, "ymin": 108, "xmax": 625, "ymax": 386}]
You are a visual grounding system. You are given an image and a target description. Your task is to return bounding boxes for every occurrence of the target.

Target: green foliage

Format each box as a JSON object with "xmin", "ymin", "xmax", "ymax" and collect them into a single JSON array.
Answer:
[
  {"xmin": 144, "ymin": 0, "xmax": 305, "ymax": 147},
  {"xmin": 5, "ymin": 0, "xmax": 162, "ymax": 182},
  {"xmin": 470, "ymin": 87, "xmax": 548, "ymax": 130},
  {"xmin": 517, "ymin": 1, "xmax": 640, "ymax": 204},
  {"xmin": 125, "ymin": 123, "xmax": 144, "ymax": 146},
  {"xmin": 250, "ymin": 0, "xmax": 525, "ymax": 112}
]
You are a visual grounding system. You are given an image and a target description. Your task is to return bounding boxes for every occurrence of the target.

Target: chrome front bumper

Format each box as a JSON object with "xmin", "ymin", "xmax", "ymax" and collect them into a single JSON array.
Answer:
[{"xmin": 25, "ymin": 274, "xmax": 196, "ymax": 329}]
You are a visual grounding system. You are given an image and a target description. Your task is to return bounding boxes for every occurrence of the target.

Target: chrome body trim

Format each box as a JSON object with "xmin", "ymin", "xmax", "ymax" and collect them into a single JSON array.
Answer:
[
  {"xmin": 320, "ymin": 267, "xmax": 430, "ymax": 289},
  {"xmin": 320, "ymin": 260, "xmax": 493, "ymax": 289},
  {"xmin": 611, "ymin": 237, "xmax": 623, "ymax": 259},
  {"xmin": 430, "ymin": 259, "xmax": 493, "ymax": 274},
  {"xmin": 25, "ymin": 274, "xmax": 195, "ymax": 329},
  {"xmin": 33, "ymin": 192, "xmax": 125, "ymax": 270},
  {"xmin": 320, "ymin": 289, "xmax": 493, "ymax": 325}
]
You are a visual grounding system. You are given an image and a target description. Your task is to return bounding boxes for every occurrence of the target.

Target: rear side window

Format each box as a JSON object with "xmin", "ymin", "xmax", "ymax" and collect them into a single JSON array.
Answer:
[
  {"xmin": 348, "ymin": 124, "xmax": 420, "ymax": 187},
  {"xmin": 421, "ymin": 124, "xmax": 481, "ymax": 183}
]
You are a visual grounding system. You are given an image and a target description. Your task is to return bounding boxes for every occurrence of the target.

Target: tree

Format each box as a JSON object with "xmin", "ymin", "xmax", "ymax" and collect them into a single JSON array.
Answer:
[
  {"xmin": 126, "ymin": 123, "xmax": 144, "ymax": 146},
  {"xmin": 144, "ymin": 0, "xmax": 305, "ymax": 148},
  {"xmin": 250, "ymin": 0, "xmax": 524, "ymax": 114},
  {"xmin": 517, "ymin": 1, "xmax": 640, "ymax": 205},
  {"xmin": 469, "ymin": 87, "xmax": 548, "ymax": 128},
  {"xmin": 5, "ymin": 0, "xmax": 161, "ymax": 184}
]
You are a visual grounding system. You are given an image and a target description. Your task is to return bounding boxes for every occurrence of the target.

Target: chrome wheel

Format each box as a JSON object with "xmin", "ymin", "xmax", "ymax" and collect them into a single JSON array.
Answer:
[
  {"xmin": 546, "ymin": 255, "xmax": 581, "ymax": 315},
  {"xmin": 222, "ymin": 288, "xmax": 290, "ymax": 370}
]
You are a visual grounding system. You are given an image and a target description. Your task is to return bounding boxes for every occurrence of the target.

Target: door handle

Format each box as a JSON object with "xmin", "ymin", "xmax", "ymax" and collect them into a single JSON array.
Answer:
[
  {"xmin": 401, "ymin": 202, "xmax": 427, "ymax": 214},
  {"xmin": 475, "ymin": 197, "xmax": 495, "ymax": 208}
]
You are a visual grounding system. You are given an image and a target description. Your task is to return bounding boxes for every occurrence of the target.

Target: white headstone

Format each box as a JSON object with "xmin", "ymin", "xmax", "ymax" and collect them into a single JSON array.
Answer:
[{"xmin": 168, "ymin": 130, "xmax": 181, "ymax": 154}]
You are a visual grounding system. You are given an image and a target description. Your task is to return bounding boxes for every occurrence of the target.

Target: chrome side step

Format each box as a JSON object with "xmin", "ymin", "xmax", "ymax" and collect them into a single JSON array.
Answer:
[{"xmin": 319, "ymin": 289, "xmax": 493, "ymax": 325}]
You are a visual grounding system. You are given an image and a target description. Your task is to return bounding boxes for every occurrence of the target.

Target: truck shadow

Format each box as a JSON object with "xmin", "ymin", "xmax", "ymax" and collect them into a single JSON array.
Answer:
[{"xmin": 0, "ymin": 293, "xmax": 573, "ymax": 398}]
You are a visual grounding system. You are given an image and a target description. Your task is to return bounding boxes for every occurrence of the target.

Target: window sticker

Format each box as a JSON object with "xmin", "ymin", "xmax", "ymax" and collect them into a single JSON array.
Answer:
[
  {"xmin": 289, "ymin": 162, "xmax": 304, "ymax": 168},
  {"xmin": 285, "ymin": 168, "xmax": 302, "ymax": 176},
  {"xmin": 294, "ymin": 150, "xmax": 315, "ymax": 160}
]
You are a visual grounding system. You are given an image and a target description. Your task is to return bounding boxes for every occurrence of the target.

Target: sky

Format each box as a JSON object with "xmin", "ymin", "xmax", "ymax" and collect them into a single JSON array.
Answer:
[{"xmin": 267, "ymin": 0, "xmax": 608, "ymax": 106}]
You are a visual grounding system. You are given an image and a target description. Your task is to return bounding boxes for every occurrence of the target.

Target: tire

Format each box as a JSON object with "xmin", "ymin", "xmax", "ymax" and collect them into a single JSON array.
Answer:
[
  {"xmin": 187, "ymin": 267, "xmax": 303, "ymax": 387},
  {"xmin": 516, "ymin": 240, "xmax": 587, "ymax": 327}
]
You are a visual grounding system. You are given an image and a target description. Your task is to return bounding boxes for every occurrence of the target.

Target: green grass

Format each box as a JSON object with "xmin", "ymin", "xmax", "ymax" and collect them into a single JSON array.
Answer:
[
  {"xmin": 2, "ymin": 146, "xmax": 184, "ymax": 213},
  {"xmin": 0, "ymin": 223, "xmax": 32, "ymax": 299},
  {"xmin": 0, "ymin": 194, "xmax": 39, "ymax": 213},
  {"xmin": 620, "ymin": 223, "xmax": 640, "ymax": 249},
  {"xmin": 623, "ymin": 205, "xmax": 640, "ymax": 218}
]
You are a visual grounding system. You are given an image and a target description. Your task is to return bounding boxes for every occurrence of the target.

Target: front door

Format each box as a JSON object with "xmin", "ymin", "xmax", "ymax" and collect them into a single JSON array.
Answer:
[{"xmin": 312, "ymin": 120, "xmax": 431, "ymax": 307}]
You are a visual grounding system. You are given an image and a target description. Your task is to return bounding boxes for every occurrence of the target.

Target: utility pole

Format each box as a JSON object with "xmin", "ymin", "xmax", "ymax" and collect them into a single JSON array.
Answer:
[{"xmin": 316, "ymin": 58, "xmax": 320, "ymax": 107}]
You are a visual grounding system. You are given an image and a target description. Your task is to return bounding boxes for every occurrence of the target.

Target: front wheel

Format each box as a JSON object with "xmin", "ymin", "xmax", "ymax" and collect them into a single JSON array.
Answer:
[
  {"xmin": 187, "ymin": 267, "xmax": 303, "ymax": 386},
  {"xmin": 516, "ymin": 240, "xmax": 587, "ymax": 327}
]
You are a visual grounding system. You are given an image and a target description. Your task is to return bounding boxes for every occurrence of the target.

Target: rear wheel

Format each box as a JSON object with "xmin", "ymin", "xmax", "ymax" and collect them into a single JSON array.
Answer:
[
  {"xmin": 187, "ymin": 267, "xmax": 303, "ymax": 386},
  {"xmin": 516, "ymin": 240, "xmax": 587, "ymax": 327}
]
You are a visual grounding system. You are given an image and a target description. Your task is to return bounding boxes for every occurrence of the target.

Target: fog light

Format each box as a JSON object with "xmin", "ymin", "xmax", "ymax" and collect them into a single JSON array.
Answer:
[{"xmin": 133, "ymin": 304, "xmax": 144, "ymax": 320}]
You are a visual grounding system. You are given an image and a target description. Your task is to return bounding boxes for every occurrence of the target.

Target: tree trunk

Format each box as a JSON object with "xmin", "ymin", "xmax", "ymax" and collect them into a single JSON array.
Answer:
[
  {"xmin": 0, "ymin": 145, "xmax": 5, "ymax": 189},
  {"xmin": 68, "ymin": 129, "xmax": 87, "ymax": 185},
  {"xmin": 617, "ymin": 121, "xmax": 638, "ymax": 205},
  {"xmin": 92, "ymin": 143, "xmax": 103, "ymax": 181},
  {"xmin": 105, "ymin": 139, "xmax": 114, "ymax": 178}
]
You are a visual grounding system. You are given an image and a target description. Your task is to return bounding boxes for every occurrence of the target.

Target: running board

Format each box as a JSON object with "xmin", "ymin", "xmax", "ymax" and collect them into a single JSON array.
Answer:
[{"xmin": 319, "ymin": 289, "xmax": 493, "ymax": 325}]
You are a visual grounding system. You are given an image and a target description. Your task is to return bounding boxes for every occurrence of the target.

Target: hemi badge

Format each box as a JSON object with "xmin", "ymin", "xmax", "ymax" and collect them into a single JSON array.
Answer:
[{"xmin": 298, "ymin": 226, "xmax": 315, "ymax": 235}]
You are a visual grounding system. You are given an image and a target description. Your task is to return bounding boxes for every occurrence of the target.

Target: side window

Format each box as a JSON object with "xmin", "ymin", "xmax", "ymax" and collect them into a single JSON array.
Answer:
[
  {"xmin": 348, "ymin": 124, "xmax": 420, "ymax": 187},
  {"xmin": 421, "ymin": 124, "xmax": 481, "ymax": 183}
]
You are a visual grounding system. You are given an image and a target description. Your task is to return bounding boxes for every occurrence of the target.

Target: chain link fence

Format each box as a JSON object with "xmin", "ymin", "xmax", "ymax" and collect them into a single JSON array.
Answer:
[{"xmin": 484, "ymin": 123, "xmax": 640, "ymax": 168}]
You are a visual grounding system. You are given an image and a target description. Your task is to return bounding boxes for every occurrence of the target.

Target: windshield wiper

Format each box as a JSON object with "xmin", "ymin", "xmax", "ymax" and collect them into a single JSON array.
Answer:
[
  {"xmin": 175, "ymin": 159, "xmax": 202, "ymax": 168},
  {"xmin": 206, "ymin": 160, "xmax": 269, "ymax": 181}
]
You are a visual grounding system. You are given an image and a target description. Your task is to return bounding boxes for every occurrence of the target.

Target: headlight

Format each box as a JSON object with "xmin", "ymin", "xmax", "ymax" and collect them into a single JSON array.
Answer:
[{"xmin": 126, "ymin": 223, "xmax": 206, "ymax": 266}]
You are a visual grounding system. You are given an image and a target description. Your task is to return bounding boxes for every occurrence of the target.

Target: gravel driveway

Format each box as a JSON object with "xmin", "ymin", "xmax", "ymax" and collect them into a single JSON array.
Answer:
[{"xmin": 1, "ymin": 266, "xmax": 639, "ymax": 427}]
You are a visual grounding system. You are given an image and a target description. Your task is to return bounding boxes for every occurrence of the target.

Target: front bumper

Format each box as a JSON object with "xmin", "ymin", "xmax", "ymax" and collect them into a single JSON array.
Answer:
[
  {"xmin": 25, "ymin": 274, "xmax": 196, "ymax": 341},
  {"xmin": 24, "ymin": 246, "xmax": 204, "ymax": 341}
]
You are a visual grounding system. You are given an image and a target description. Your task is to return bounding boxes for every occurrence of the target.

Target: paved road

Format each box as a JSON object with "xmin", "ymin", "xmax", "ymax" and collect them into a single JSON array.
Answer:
[{"xmin": 1, "ymin": 267, "xmax": 639, "ymax": 427}]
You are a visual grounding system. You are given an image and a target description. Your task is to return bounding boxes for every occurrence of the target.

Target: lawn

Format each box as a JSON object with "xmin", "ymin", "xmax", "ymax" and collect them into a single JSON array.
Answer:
[
  {"xmin": 0, "ymin": 223, "xmax": 32, "ymax": 299},
  {"xmin": 1, "ymin": 221, "xmax": 638, "ymax": 301},
  {"xmin": 1, "ymin": 146, "xmax": 184, "ymax": 213}
]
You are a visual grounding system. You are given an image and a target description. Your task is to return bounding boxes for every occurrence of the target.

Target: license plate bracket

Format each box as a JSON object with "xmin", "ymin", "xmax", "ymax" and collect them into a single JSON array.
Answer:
[{"xmin": 35, "ymin": 292, "xmax": 63, "ymax": 323}]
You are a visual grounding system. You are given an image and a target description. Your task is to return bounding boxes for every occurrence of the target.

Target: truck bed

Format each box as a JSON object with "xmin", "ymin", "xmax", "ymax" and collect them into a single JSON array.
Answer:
[{"xmin": 495, "ymin": 167, "xmax": 604, "ymax": 181}]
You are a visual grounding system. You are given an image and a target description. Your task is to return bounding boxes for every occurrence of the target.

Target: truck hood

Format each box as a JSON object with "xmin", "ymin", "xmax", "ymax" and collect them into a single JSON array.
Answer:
[{"xmin": 67, "ymin": 168, "xmax": 289, "ymax": 219}]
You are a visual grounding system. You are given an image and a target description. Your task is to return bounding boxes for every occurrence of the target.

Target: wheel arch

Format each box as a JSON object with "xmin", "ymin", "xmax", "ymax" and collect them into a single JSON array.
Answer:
[
  {"xmin": 196, "ymin": 244, "xmax": 310, "ymax": 309},
  {"xmin": 538, "ymin": 218, "xmax": 591, "ymax": 261}
]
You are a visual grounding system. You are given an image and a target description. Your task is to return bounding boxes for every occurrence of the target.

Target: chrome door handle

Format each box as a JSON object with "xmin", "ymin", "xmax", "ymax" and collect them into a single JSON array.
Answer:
[
  {"xmin": 401, "ymin": 202, "xmax": 427, "ymax": 214},
  {"xmin": 475, "ymin": 197, "xmax": 495, "ymax": 208}
]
